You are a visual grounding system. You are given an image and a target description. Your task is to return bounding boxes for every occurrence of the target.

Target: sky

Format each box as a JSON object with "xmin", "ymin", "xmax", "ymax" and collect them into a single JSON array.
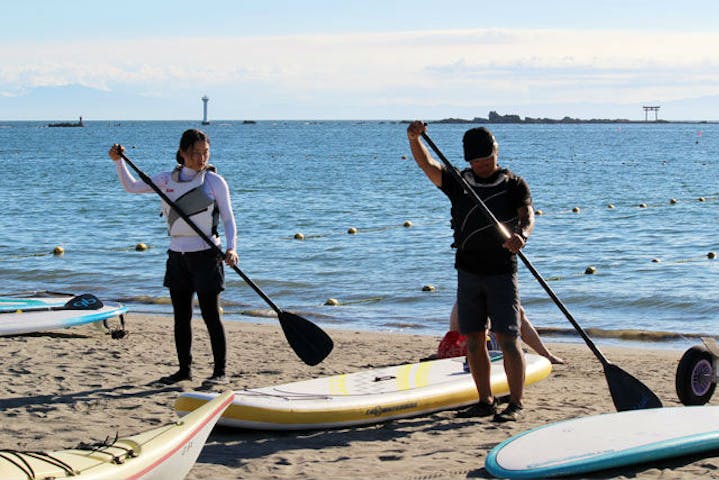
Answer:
[{"xmin": 2, "ymin": 0, "xmax": 719, "ymax": 121}]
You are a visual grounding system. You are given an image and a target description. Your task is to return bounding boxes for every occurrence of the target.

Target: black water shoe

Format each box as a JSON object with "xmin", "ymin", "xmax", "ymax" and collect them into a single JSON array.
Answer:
[
  {"xmin": 493, "ymin": 402, "xmax": 523, "ymax": 422},
  {"xmin": 157, "ymin": 370, "xmax": 192, "ymax": 385},
  {"xmin": 455, "ymin": 398, "xmax": 497, "ymax": 418},
  {"xmin": 198, "ymin": 374, "xmax": 229, "ymax": 391}
]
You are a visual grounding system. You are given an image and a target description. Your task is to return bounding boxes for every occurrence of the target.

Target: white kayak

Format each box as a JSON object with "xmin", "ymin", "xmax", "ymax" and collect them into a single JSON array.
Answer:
[
  {"xmin": 0, "ymin": 390, "xmax": 234, "ymax": 479},
  {"xmin": 175, "ymin": 352, "xmax": 552, "ymax": 430}
]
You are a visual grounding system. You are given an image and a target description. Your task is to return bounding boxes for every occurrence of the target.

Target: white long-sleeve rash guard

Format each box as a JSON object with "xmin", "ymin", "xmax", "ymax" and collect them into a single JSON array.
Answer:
[{"xmin": 114, "ymin": 160, "xmax": 237, "ymax": 253}]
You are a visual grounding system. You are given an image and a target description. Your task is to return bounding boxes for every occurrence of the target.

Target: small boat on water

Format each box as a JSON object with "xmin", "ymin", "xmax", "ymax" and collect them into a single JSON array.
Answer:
[{"xmin": 48, "ymin": 116, "xmax": 84, "ymax": 127}]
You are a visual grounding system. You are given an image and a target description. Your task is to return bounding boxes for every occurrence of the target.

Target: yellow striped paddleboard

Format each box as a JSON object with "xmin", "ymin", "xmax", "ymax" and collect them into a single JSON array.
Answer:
[{"xmin": 175, "ymin": 353, "xmax": 552, "ymax": 430}]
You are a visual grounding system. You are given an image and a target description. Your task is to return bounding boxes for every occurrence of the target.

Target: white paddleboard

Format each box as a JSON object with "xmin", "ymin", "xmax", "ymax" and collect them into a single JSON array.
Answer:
[
  {"xmin": 485, "ymin": 406, "xmax": 719, "ymax": 479},
  {"xmin": 0, "ymin": 294, "xmax": 128, "ymax": 336},
  {"xmin": 175, "ymin": 352, "xmax": 552, "ymax": 430}
]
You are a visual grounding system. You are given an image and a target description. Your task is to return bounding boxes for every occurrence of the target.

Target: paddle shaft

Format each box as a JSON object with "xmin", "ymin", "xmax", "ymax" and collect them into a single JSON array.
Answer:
[
  {"xmin": 420, "ymin": 132, "xmax": 611, "ymax": 366},
  {"xmin": 118, "ymin": 151, "xmax": 283, "ymax": 314}
]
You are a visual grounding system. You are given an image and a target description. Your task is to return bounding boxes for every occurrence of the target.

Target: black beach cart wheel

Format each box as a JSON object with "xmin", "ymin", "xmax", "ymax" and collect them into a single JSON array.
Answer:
[{"xmin": 675, "ymin": 344, "xmax": 716, "ymax": 406}]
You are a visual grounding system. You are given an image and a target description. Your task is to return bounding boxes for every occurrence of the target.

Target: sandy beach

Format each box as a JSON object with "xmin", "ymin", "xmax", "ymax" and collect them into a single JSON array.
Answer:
[{"xmin": 0, "ymin": 312, "xmax": 716, "ymax": 479}]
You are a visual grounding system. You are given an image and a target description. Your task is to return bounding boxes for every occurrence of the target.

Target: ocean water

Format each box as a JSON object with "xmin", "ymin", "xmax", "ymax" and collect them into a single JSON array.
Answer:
[{"xmin": 1, "ymin": 120, "xmax": 717, "ymax": 349}]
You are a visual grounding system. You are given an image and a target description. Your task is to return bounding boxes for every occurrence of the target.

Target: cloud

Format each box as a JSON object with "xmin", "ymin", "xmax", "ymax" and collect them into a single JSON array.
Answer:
[{"xmin": 2, "ymin": 27, "xmax": 719, "ymax": 118}]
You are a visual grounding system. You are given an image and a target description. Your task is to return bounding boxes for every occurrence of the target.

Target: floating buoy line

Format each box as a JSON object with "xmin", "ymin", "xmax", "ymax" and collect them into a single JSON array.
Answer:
[
  {"xmin": 535, "ymin": 194, "xmax": 719, "ymax": 216},
  {"xmin": 286, "ymin": 218, "xmax": 442, "ymax": 240}
]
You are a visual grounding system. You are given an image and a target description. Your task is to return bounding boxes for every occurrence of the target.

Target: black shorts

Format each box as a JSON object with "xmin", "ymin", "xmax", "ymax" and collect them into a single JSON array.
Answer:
[
  {"xmin": 456, "ymin": 269, "xmax": 520, "ymax": 336},
  {"xmin": 163, "ymin": 249, "xmax": 225, "ymax": 293}
]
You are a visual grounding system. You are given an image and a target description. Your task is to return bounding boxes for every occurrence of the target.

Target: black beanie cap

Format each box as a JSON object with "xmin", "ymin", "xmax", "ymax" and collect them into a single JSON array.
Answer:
[{"xmin": 463, "ymin": 127, "xmax": 497, "ymax": 161}]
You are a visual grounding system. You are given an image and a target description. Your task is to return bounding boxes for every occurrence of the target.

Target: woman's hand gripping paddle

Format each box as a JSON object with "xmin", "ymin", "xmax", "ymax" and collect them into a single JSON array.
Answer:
[
  {"xmin": 116, "ymin": 148, "xmax": 333, "ymax": 366},
  {"xmin": 420, "ymin": 132, "xmax": 662, "ymax": 411}
]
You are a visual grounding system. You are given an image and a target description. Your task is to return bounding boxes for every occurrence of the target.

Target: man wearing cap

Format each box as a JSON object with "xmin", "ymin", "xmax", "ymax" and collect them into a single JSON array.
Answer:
[{"xmin": 406, "ymin": 121, "xmax": 534, "ymax": 422}]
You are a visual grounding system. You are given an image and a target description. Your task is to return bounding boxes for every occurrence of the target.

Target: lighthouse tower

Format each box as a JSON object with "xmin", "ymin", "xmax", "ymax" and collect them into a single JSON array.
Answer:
[{"xmin": 201, "ymin": 95, "xmax": 210, "ymax": 125}]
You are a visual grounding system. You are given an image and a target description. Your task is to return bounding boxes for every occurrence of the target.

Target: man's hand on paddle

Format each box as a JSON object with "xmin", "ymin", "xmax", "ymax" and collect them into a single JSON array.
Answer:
[
  {"xmin": 502, "ymin": 234, "xmax": 526, "ymax": 254},
  {"xmin": 406, "ymin": 120, "xmax": 426, "ymax": 141}
]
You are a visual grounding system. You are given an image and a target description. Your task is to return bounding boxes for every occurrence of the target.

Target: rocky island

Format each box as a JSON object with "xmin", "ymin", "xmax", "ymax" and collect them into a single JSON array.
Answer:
[{"xmin": 432, "ymin": 111, "xmax": 669, "ymax": 124}]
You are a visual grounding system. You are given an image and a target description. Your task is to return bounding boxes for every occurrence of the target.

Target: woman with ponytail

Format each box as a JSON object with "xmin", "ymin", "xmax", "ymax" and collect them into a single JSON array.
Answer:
[{"xmin": 109, "ymin": 129, "xmax": 238, "ymax": 388}]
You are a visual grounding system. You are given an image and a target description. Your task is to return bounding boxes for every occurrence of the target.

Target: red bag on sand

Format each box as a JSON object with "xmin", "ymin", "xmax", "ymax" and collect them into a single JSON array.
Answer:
[
  {"xmin": 437, "ymin": 331, "xmax": 467, "ymax": 358},
  {"xmin": 436, "ymin": 331, "xmax": 500, "ymax": 359}
]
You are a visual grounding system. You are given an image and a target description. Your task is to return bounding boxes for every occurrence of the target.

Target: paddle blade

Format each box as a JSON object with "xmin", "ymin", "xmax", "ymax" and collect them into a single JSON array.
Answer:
[
  {"xmin": 62, "ymin": 294, "xmax": 104, "ymax": 310},
  {"xmin": 278, "ymin": 311, "xmax": 334, "ymax": 366},
  {"xmin": 604, "ymin": 362, "xmax": 663, "ymax": 411}
]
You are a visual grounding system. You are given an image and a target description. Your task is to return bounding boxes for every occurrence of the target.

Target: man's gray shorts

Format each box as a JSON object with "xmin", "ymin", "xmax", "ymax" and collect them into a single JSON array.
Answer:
[{"xmin": 456, "ymin": 269, "xmax": 521, "ymax": 336}]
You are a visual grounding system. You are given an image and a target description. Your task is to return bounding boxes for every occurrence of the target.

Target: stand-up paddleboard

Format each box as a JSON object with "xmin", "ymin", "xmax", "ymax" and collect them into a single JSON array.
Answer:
[
  {"xmin": 485, "ymin": 406, "xmax": 719, "ymax": 479},
  {"xmin": 0, "ymin": 390, "xmax": 234, "ymax": 479},
  {"xmin": 175, "ymin": 352, "xmax": 552, "ymax": 430},
  {"xmin": 0, "ymin": 293, "xmax": 128, "ymax": 336}
]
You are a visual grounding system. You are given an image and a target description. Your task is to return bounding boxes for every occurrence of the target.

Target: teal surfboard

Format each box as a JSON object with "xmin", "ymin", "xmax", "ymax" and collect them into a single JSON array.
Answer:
[{"xmin": 486, "ymin": 406, "xmax": 719, "ymax": 479}]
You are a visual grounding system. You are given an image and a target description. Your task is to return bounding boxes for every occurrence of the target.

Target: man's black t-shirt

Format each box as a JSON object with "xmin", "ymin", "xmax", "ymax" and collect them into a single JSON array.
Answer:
[{"xmin": 439, "ymin": 167, "xmax": 532, "ymax": 274}]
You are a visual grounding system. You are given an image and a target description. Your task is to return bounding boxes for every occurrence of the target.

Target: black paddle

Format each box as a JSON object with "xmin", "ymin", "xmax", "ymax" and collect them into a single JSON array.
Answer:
[
  {"xmin": 115, "ymin": 148, "xmax": 333, "ymax": 366},
  {"xmin": 0, "ymin": 293, "xmax": 104, "ymax": 314},
  {"xmin": 420, "ymin": 131, "xmax": 662, "ymax": 411}
]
